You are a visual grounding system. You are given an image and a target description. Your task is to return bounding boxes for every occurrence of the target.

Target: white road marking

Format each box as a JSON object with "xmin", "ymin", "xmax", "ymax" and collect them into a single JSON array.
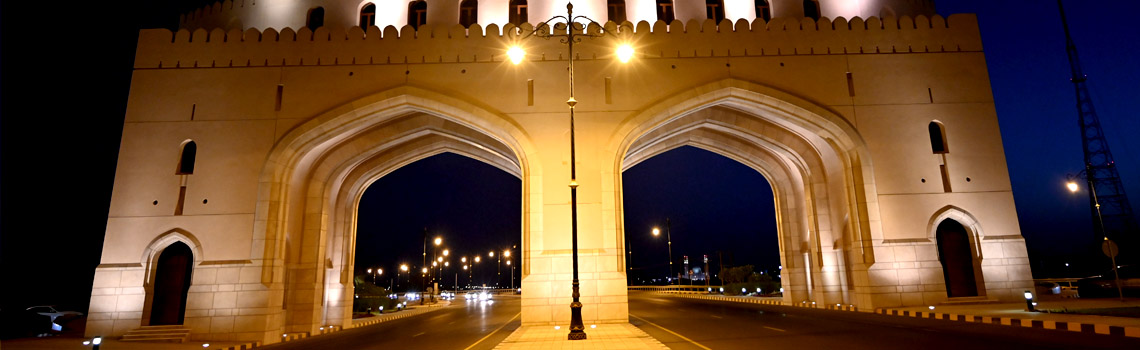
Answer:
[
  {"xmin": 630, "ymin": 314, "xmax": 713, "ymax": 350},
  {"xmin": 462, "ymin": 312, "xmax": 520, "ymax": 350},
  {"xmin": 763, "ymin": 326, "xmax": 786, "ymax": 332},
  {"xmin": 413, "ymin": 332, "xmax": 426, "ymax": 337}
]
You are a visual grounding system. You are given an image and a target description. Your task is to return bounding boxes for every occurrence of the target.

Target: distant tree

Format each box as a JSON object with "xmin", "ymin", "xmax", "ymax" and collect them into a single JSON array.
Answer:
[
  {"xmin": 353, "ymin": 275, "xmax": 395, "ymax": 314},
  {"xmin": 721, "ymin": 265, "xmax": 754, "ymax": 284}
]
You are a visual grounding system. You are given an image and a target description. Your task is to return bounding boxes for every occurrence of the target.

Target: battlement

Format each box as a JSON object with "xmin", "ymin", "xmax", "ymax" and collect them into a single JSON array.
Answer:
[{"xmin": 137, "ymin": 14, "xmax": 981, "ymax": 70}]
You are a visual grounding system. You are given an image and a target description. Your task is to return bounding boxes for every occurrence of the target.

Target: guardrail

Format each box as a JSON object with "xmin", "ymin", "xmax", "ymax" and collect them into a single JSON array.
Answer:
[{"xmin": 628, "ymin": 285, "xmax": 723, "ymax": 293}]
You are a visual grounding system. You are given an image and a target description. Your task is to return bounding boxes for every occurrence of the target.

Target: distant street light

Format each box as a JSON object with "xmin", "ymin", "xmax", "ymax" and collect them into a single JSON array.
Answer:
[
  {"xmin": 652, "ymin": 218, "xmax": 674, "ymax": 285},
  {"xmin": 399, "ymin": 264, "xmax": 408, "ymax": 289},
  {"xmin": 1066, "ymin": 170, "xmax": 1125, "ymax": 301}
]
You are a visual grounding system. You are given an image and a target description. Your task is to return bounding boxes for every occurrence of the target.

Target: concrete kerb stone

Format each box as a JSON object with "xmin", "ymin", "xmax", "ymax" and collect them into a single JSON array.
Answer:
[
  {"xmin": 873, "ymin": 308, "xmax": 1140, "ymax": 338},
  {"xmin": 211, "ymin": 301, "xmax": 451, "ymax": 349}
]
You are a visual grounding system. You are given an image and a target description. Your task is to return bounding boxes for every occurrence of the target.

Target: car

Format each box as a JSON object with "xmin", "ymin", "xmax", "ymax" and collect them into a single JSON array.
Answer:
[
  {"xmin": 1077, "ymin": 265, "xmax": 1140, "ymax": 298},
  {"xmin": 24, "ymin": 306, "xmax": 83, "ymax": 332}
]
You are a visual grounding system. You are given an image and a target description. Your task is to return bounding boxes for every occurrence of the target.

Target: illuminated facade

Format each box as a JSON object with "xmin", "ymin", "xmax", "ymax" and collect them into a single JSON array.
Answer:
[{"xmin": 87, "ymin": 0, "xmax": 1033, "ymax": 344}]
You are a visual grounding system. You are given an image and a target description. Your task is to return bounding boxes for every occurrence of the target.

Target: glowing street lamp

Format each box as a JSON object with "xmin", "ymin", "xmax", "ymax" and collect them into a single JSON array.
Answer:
[
  {"xmin": 1066, "ymin": 170, "xmax": 1125, "ymax": 301},
  {"xmin": 652, "ymin": 218, "xmax": 674, "ymax": 285},
  {"xmin": 506, "ymin": 3, "xmax": 634, "ymax": 340}
]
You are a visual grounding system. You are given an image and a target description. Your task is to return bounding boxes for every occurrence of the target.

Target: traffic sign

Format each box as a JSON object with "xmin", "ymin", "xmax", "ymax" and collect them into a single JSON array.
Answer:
[{"xmin": 1102, "ymin": 239, "xmax": 1119, "ymax": 258}]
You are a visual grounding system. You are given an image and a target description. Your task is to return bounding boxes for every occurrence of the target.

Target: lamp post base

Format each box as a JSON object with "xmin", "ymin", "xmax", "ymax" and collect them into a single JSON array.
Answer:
[{"xmin": 568, "ymin": 284, "xmax": 587, "ymax": 340}]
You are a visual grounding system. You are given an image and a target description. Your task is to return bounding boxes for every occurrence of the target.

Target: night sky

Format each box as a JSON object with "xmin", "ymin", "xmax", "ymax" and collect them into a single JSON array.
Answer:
[{"xmin": 2, "ymin": 1, "xmax": 1138, "ymax": 311}]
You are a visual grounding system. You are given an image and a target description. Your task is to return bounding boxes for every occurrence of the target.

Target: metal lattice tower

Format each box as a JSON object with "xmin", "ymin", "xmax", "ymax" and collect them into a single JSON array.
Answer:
[{"xmin": 1059, "ymin": 0, "xmax": 1138, "ymax": 260}]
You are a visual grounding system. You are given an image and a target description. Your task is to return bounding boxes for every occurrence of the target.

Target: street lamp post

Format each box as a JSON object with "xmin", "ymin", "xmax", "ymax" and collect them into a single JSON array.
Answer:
[
  {"xmin": 507, "ymin": 3, "xmax": 633, "ymax": 340},
  {"xmin": 474, "ymin": 256, "xmax": 481, "ymax": 287},
  {"xmin": 1067, "ymin": 170, "xmax": 1125, "ymax": 301},
  {"xmin": 399, "ymin": 264, "xmax": 408, "ymax": 290},
  {"xmin": 652, "ymin": 218, "xmax": 673, "ymax": 285},
  {"xmin": 490, "ymin": 251, "xmax": 499, "ymax": 288}
]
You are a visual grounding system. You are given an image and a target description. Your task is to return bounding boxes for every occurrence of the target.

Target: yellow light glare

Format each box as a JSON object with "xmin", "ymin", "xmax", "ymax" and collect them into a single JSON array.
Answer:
[
  {"xmin": 652, "ymin": 227, "xmax": 660, "ymax": 236},
  {"xmin": 1067, "ymin": 181, "xmax": 1079, "ymax": 193},
  {"xmin": 437, "ymin": 257, "xmax": 443, "ymax": 262},
  {"xmin": 489, "ymin": 251, "xmax": 495, "ymax": 257},
  {"xmin": 475, "ymin": 257, "xmax": 481, "ymax": 263},
  {"xmin": 507, "ymin": 46, "xmax": 526, "ymax": 65},
  {"xmin": 422, "ymin": 267, "xmax": 428, "ymax": 273},
  {"xmin": 504, "ymin": 250, "xmax": 510, "ymax": 257},
  {"xmin": 616, "ymin": 44, "xmax": 634, "ymax": 63},
  {"xmin": 400, "ymin": 264, "xmax": 408, "ymax": 271},
  {"xmin": 443, "ymin": 249, "xmax": 450, "ymax": 256},
  {"xmin": 434, "ymin": 237, "xmax": 442, "ymax": 245},
  {"xmin": 461, "ymin": 257, "xmax": 467, "ymax": 263}
]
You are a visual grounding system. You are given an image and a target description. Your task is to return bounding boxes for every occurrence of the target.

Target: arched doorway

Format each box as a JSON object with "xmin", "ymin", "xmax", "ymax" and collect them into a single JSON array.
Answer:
[
  {"xmin": 149, "ymin": 242, "xmax": 193, "ymax": 325},
  {"xmin": 936, "ymin": 219, "xmax": 978, "ymax": 298}
]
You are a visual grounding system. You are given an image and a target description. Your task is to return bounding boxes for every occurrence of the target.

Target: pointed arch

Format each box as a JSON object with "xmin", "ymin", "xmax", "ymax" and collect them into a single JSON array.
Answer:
[
  {"xmin": 509, "ymin": 0, "xmax": 529, "ymax": 25},
  {"xmin": 611, "ymin": 79, "xmax": 885, "ymax": 307},
  {"xmin": 656, "ymin": 0, "xmax": 675, "ymax": 23},
  {"xmin": 460, "ymin": 0, "xmax": 479, "ymax": 27},
  {"xmin": 803, "ymin": 0, "xmax": 820, "ymax": 20},
  {"xmin": 360, "ymin": 3, "xmax": 377, "ymax": 28},
  {"xmin": 706, "ymin": 0, "xmax": 725, "ymax": 23},
  {"xmin": 408, "ymin": 1, "xmax": 427, "ymax": 29},
  {"xmin": 607, "ymin": 0, "xmax": 627, "ymax": 23},
  {"xmin": 755, "ymin": 0, "xmax": 771, "ymax": 21},
  {"xmin": 307, "ymin": 7, "xmax": 325, "ymax": 30}
]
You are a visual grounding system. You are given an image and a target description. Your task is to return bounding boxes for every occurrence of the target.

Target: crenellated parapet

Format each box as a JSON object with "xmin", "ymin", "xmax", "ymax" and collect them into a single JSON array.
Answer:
[{"xmin": 138, "ymin": 14, "xmax": 981, "ymax": 70}]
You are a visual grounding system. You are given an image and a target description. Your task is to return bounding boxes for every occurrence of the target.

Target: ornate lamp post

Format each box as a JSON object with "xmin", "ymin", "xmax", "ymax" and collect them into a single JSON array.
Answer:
[{"xmin": 508, "ymin": 2, "xmax": 634, "ymax": 340}]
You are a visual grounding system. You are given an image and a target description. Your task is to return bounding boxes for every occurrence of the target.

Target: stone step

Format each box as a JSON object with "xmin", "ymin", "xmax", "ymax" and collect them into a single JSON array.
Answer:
[
  {"xmin": 121, "ymin": 326, "xmax": 191, "ymax": 343},
  {"xmin": 940, "ymin": 297, "xmax": 1001, "ymax": 305}
]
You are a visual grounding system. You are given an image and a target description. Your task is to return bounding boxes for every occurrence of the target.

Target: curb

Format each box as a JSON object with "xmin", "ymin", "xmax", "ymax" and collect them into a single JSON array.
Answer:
[
  {"xmin": 214, "ymin": 301, "xmax": 450, "ymax": 349},
  {"xmin": 874, "ymin": 308, "xmax": 1140, "ymax": 338}
]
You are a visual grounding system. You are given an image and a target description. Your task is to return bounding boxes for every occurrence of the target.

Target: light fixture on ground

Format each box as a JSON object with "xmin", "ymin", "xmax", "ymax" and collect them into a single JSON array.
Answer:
[{"xmin": 507, "ymin": 2, "xmax": 634, "ymax": 340}]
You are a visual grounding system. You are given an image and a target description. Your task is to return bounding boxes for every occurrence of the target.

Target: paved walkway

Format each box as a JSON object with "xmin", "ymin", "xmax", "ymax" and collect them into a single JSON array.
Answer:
[{"xmin": 493, "ymin": 324, "xmax": 669, "ymax": 350}]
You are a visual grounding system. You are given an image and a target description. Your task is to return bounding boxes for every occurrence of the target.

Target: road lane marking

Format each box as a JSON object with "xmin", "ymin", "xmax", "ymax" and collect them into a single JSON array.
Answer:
[
  {"xmin": 462, "ymin": 312, "xmax": 520, "ymax": 350},
  {"xmin": 630, "ymin": 314, "xmax": 712, "ymax": 350},
  {"xmin": 710, "ymin": 315, "xmax": 723, "ymax": 319},
  {"xmin": 413, "ymin": 332, "xmax": 426, "ymax": 337},
  {"xmin": 763, "ymin": 326, "xmax": 786, "ymax": 332}
]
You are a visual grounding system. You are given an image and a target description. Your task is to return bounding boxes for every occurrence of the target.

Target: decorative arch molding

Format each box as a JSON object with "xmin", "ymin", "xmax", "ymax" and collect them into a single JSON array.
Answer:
[
  {"xmin": 927, "ymin": 205, "xmax": 985, "ymax": 258},
  {"xmin": 140, "ymin": 228, "xmax": 204, "ymax": 274},
  {"xmin": 253, "ymin": 85, "xmax": 539, "ymax": 286},
  {"xmin": 610, "ymin": 79, "xmax": 884, "ymax": 306}
]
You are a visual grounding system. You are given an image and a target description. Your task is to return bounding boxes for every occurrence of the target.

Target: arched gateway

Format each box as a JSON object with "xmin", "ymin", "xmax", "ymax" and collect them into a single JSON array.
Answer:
[{"xmin": 88, "ymin": 6, "xmax": 1032, "ymax": 344}]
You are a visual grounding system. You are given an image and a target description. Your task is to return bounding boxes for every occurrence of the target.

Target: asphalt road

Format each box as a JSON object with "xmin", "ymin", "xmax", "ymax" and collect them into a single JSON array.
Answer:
[
  {"xmin": 628, "ymin": 292, "xmax": 1140, "ymax": 350},
  {"xmin": 258, "ymin": 295, "xmax": 520, "ymax": 350}
]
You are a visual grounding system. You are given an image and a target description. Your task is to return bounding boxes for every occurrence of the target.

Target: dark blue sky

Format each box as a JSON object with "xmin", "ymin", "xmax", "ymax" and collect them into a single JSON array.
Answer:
[{"xmin": 2, "ymin": 0, "xmax": 1137, "ymax": 309}]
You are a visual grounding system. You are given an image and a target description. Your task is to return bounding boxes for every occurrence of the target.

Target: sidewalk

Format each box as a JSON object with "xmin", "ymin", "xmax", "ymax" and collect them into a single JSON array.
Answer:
[
  {"xmin": 876, "ymin": 297, "xmax": 1140, "ymax": 338},
  {"xmin": 493, "ymin": 324, "xmax": 669, "ymax": 350}
]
